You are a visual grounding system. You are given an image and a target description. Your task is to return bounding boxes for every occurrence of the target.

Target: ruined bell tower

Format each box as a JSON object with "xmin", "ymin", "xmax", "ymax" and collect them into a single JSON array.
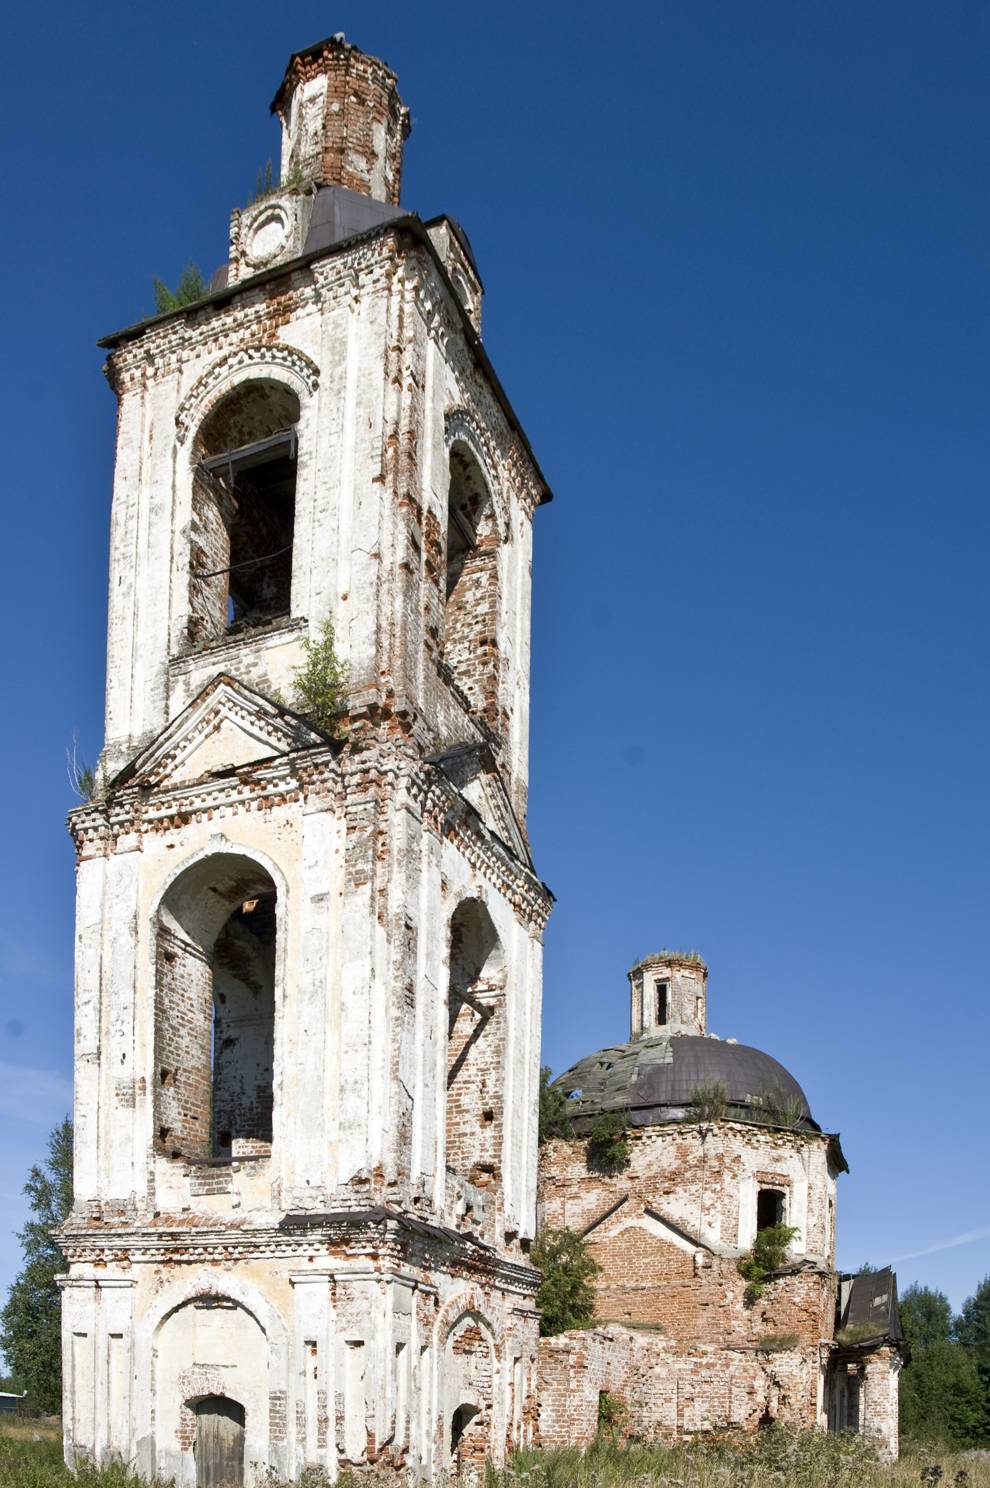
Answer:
[{"xmin": 59, "ymin": 36, "xmax": 551, "ymax": 1482}]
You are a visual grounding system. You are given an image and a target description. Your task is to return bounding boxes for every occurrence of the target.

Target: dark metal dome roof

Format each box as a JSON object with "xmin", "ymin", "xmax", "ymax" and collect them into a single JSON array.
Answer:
[{"xmin": 553, "ymin": 1034, "xmax": 819, "ymax": 1132}]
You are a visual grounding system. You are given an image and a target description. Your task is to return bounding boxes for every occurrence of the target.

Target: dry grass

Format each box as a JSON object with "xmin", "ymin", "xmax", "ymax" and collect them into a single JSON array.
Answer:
[
  {"xmin": 1, "ymin": 1424, "xmax": 988, "ymax": 1486},
  {"xmin": 486, "ymin": 1436, "xmax": 990, "ymax": 1487},
  {"xmin": 0, "ymin": 1425, "xmax": 60, "ymax": 1445}
]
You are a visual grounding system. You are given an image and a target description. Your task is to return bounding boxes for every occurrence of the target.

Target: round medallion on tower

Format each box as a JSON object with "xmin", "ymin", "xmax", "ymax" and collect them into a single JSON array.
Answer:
[{"xmin": 244, "ymin": 204, "xmax": 291, "ymax": 267}]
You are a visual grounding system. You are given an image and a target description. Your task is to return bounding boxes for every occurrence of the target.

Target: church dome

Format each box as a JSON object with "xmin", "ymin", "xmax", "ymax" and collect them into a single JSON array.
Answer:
[{"xmin": 553, "ymin": 1034, "xmax": 819, "ymax": 1133}]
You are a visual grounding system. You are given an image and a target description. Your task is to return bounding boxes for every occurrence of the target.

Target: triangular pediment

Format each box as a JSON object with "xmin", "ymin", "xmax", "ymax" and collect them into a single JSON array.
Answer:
[
  {"xmin": 427, "ymin": 743, "xmax": 531, "ymax": 866},
  {"xmin": 112, "ymin": 674, "xmax": 326, "ymax": 791},
  {"xmin": 580, "ymin": 1197, "xmax": 720, "ymax": 1257}
]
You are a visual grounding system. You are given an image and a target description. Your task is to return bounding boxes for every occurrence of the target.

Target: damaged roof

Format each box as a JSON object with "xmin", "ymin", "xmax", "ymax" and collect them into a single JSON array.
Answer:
[
  {"xmin": 837, "ymin": 1266, "xmax": 904, "ymax": 1349},
  {"xmin": 554, "ymin": 1033, "xmax": 821, "ymax": 1133}
]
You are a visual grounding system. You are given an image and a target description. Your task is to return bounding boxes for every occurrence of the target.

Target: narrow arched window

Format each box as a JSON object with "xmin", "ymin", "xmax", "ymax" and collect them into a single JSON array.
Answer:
[
  {"xmin": 756, "ymin": 1187, "xmax": 786, "ymax": 1232},
  {"xmin": 443, "ymin": 444, "xmax": 499, "ymax": 727},
  {"xmin": 155, "ymin": 854, "xmax": 277, "ymax": 1160},
  {"xmin": 189, "ymin": 381, "xmax": 300, "ymax": 644},
  {"xmin": 446, "ymin": 899, "xmax": 504, "ymax": 1186}
]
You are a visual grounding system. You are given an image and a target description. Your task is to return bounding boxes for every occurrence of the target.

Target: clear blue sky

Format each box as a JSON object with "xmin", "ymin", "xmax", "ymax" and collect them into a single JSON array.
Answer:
[{"xmin": 1, "ymin": 0, "xmax": 988, "ymax": 1321}]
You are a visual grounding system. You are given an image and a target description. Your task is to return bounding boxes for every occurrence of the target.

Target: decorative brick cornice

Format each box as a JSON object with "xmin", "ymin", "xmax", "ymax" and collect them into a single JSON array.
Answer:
[
  {"xmin": 69, "ymin": 731, "xmax": 548, "ymax": 931},
  {"xmin": 67, "ymin": 750, "xmax": 341, "ymax": 855},
  {"xmin": 104, "ymin": 239, "xmax": 397, "ymax": 395},
  {"xmin": 59, "ymin": 1208, "xmax": 540, "ymax": 1296}
]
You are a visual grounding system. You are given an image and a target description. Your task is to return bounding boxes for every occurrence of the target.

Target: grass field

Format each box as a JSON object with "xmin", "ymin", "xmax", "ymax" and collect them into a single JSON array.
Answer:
[{"xmin": 1, "ymin": 1423, "xmax": 987, "ymax": 1486}]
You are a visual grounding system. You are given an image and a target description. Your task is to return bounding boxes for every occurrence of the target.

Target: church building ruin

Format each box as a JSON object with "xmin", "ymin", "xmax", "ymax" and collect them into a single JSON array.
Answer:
[
  {"xmin": 60, "ymin": 35, "xmax": 550, "ymax": 1482},
  {"xmin": 59, "ymin": 34, "xmax": 902, "ymax": 1482},
  {"xmin": 536, "ymin": 952, "xmax": 904, "ymax": 1458}
]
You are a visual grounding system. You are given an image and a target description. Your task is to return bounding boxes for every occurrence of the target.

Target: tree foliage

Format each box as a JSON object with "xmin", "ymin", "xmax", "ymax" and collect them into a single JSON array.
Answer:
[
  {"xmin": 538, "ymin": 1067, "xmax": 574, "ymax": 1144},
  {"xmin": 900, "ymin": 1337, "xmax": 987, "ymax": 1447},
  {"xmin": 152, "ymin": 263, "xmax": 209, "ymax": 313},
  {"xmin": 531, "ymin": 1227, "xmax": 599, "ymax": 1337},
  {"xmin": 955, "ymin": 1274, "xmax": 990, "ymax": 1367},
  {"xmin": 899, "ymin": 1283, "xmax": 990, "ymax": 1448},
  {"xmin": 0, "ymin": 1118, "xmax": 73, "ymax": 1413},
  {"xmin": 902, "ymin": 1284, "xmax": 953, "ymax": 1353}
]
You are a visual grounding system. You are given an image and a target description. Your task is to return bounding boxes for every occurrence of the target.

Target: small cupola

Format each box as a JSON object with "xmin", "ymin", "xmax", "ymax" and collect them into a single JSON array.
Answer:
[
  {"xmin": 270, "ymin": 34, "xmax": 411, "ymax": 203},
  {"xmin": 628, "ymin": 950, "xmax": 708, "ymax": 1039}
]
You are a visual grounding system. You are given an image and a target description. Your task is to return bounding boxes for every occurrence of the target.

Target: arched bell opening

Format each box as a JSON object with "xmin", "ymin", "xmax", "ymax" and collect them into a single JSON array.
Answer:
[
  {"xmin": 154, "ymin": 853, "xmax": 277, "ymax": 1162},
  {"xmin": 188, "ymin": 379, "xmax": 301, "ymax": 643},
  {"xmin": 445, "ymin": 899, "xmax": 505, "ymax": 1188},
  {"xmin": 443, "ymin": 441, "xmax": 500, "ymax": 726}
]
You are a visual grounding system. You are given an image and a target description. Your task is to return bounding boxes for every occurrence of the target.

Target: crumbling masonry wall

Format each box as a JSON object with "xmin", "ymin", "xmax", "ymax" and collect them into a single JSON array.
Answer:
[
  {"xmin": 537, "ymin": 1326, "xmax": 819, "ymax": 1445},
  {"xmin": 539, "ymin": 1124, "xmax": 838, "ymax": 1356},
  {"xmin": 154, "ymin": 927, "xmax": 213, "ymax": 1157}
]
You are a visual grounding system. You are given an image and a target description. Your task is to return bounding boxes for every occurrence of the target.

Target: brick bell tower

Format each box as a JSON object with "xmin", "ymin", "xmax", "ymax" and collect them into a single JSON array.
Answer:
[{"xmin": 59, "ymin": 36, "xmax": 551, "ymax": 1483}]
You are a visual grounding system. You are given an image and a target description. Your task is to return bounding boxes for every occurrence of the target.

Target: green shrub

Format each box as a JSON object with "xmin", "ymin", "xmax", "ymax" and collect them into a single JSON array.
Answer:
[
  {"xmin": 531, "ymin": 1227, "xmax": 599, "ymax": 1337},
  {"xmin": 538, "ymin": 1067, "xmax": 575, "ymax": 1143},
  {"xmin": 596, "ymin": 1389, "xmax": 627, "ymax": 1439},
  {"xmin": 689, "ymin": 1080, "xmax": 728, "ymax": 1122},
  {"xmin": 738, "ymin": 1222, "xmax": 799, "ymax": 1304},
  {"xmin": 586, "ymin": 1111, "xmax": 630, "ymax": 1174}
]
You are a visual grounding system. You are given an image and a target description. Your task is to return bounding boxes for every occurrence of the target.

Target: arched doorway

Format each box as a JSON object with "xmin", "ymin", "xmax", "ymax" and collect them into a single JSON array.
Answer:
[
  {"xmin": 444, "ymin": 1309, "xmax": 495, "ymax": 1469},
  {"xmin": 194, "ymin": 1396, "xmax": 245, "ymax": 1488},
  {"xmin": 450, "ymin": 1401, "xmax": 481, "ymax": 1467}
]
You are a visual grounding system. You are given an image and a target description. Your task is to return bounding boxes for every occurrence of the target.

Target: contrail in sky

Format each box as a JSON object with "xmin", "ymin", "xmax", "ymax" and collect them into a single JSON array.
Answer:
[{"xmin": 889, "ymin": 1227, "xmax": 990, "ymax": 1263}]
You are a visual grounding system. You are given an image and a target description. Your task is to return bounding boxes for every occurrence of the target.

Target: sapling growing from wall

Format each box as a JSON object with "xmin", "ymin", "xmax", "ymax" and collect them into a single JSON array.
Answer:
[
  {"xmin": 738, "ymin": 1222, "xmax": 800, "ymax": 1304},
  {"xmin": 152, "ymin": 263, "xmax": 209, "ymax": 313},
  {"xmin": 290, "ymin": 618, "xmax": 349, "ymax": 736},
  {"xmin": 254, "ymin": 158, "xmax": 275, "ymax": 201},
  {"xmin": 66, "ymin": 735, "xmax": 98, "ymax": 802},
  {"xmin": 689, "ymin": 1080, "xmax": 728, "ymax": 1123},
  {"xmin": 749, "ymin": 1086, "xmax": 806, "ymax": 1131},
  {"xmin": 251, "ymin": 160, "xmax": 305, "ymax": 202}
]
